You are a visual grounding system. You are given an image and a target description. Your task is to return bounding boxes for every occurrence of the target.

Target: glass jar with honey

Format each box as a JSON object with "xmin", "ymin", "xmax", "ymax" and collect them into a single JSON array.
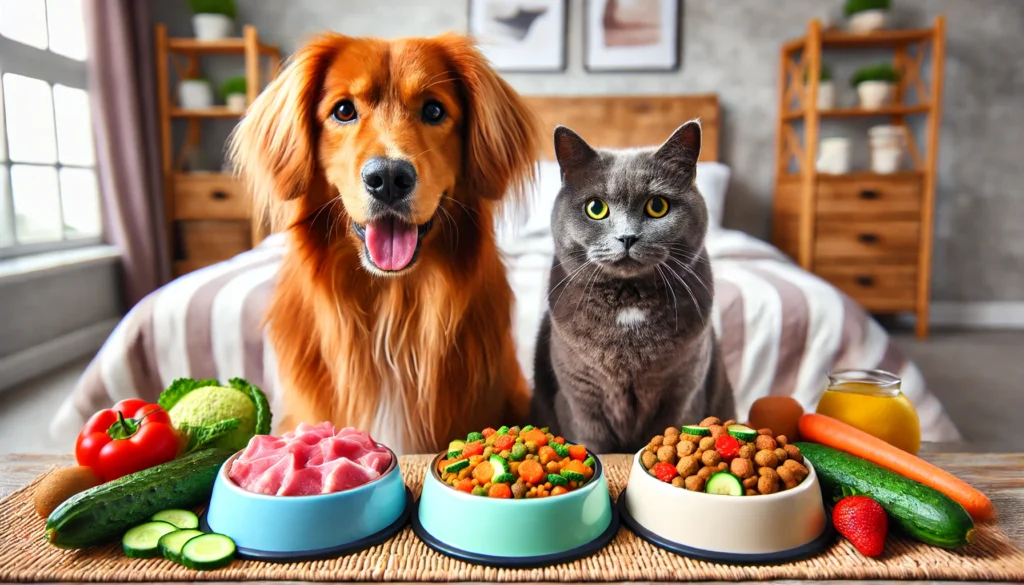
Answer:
[{"xmin": 814, "ymin": 369, "xmax": 922, "ymax": 454}]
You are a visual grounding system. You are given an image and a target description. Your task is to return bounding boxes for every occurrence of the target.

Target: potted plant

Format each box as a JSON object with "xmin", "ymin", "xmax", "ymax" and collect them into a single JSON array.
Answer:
[
  {"xmin": 221, "ymin": 76, "xmax": 248, "ymax": 112},
  {"xmin": 851, "ymin": 63, "xmax": 898, "ymax": 109},
  {"xmin": 179, "ymin": 76, "xmax": 214, "ymax": 110},
  {"xmin": 844, "ymin": 0, "xmax": 892, "ymax": 33},
  {"xmin": 806, "ymin": 64, "xmax": 836, "ymax": 110},
  {"xmin": 189, "ymin": 0, "xmax": 236, "ymax": 41}
]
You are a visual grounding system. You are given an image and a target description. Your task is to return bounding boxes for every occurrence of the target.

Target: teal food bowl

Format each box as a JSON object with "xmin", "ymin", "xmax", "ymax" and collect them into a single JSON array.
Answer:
[
  {"xmin": 413, "ymin": 451, "xmax": 618, "ymax": 567},
  {"xmin": 203, "ymin": 449, "xmax": 409, "ymax": 561}
]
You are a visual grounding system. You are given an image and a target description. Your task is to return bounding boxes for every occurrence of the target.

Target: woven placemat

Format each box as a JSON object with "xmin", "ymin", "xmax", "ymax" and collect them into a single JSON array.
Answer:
[{"xmin": 2, "ymin": 455, "xmax": 1022, "ymax": 582}]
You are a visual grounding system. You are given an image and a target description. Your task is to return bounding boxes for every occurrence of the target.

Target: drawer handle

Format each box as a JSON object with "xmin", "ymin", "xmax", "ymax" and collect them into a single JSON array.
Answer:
[
  {"xmin": 859, "ymin": 189, "xmax": 880, "ymax": 200},
  {"xmin": 855, "ymin": 275, "xmax": 875, "ymax": 287},
  {"xmin": 857, "ymin": 233, "xmax": 879, "ymax": 244},
  {"xmin": 211, "ymin": 190, "xmax": 229, "ymax": 201}
]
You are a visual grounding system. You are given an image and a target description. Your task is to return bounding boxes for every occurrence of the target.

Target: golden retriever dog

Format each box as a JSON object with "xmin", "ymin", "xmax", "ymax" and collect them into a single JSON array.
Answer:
[{"xmin": 229, "ymin": 33, "xmax": 540, "ymax": 452}]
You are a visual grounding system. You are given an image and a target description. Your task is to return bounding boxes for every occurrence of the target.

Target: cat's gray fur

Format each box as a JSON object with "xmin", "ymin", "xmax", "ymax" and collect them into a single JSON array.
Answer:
[{"xmin": 531, "ymin": 121, "xmax": 736, "ymax": 453}]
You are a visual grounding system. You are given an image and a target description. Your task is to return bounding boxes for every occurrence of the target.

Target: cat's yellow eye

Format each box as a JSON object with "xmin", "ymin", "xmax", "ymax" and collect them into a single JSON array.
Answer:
[
  {"xmin": 585, "ymin": 198, "xmax": 609, "ymax": 220},
  {"xmin": 646, "ymin": 196, "xmax": 669, "ymax": 218}
]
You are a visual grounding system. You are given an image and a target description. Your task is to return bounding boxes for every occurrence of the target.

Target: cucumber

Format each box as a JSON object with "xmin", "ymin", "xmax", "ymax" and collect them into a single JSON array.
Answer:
[
  {"xmin": 551, "ymin": 441, "xmax": 570, "ymax": 458},
  {"xmin": 46, "ymin": 449, "xmax": 232, "ymax": 549},
  {"xmin": 705, "ymin": 472, "xmax": 744, "ymax": 496},
  {"xmin": 727, "ymin": 424, "xmax": 757, "ymax": 441},
  {"xmin": 494, "ymin": 473, "xmax": 515, "ymax": 483},
  {"xmin": 447, "ymin": 440, "xmax": 465, "ymax": 459},
  {"xmin": 682, "ymin": 425, "xmax": 710, "ymax": 436},
  {"xmin": 152, "ymin": 509, "xmax": 199, "ymax": 530},
  {"xmin": 548, "ymin": 473, "xmax": 568, "ymax": 487},
  {"xmin": 796, "ymin": 442, "xmax": 975, "ymax": 549},
  {"xmin": 181, "ymin": 533, "xmax": 235, "ymax": 571},
  {"xmin": 122, "ymin": 521, "xmax": 178, "ymax": 558},
  {"xmin": 159, "ymin": 528, "xmax": 203, "ymax": 562},
  {"xmin": 443, "ymin": 458, "xmax": 469, "ymax": 474},
  {"xmin": 583, "ymin": 456, "xmax": 596, "ymax": 468},
  {"xmin": 496, "ymin": 425, "xmax": 510, "ymax": 435},
  {"xmin": 560, "ymin": 468, "xmax": 585, "ymax": 482},
  {"xmin": 489, "ymin": 454, "xmax": 510, "ymax": 482}
]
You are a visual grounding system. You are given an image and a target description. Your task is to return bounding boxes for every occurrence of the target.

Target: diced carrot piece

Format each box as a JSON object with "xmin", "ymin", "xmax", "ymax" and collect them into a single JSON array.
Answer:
[
  {"xmin": 551, "ymin": 486, "xmax": 568, "ymax": 496},
  {"xmin": 538, "ymin": 446, "xmax": 558, "ymax": 465},
  {"xmin": 456, "ymin": 478, "xmax": 474, "ymax": 493},
  {"xmin": 552, "ymin": 436, "xmax": 566, "ymax": 445},
  {"xmin": 518, "ymin": 459, "xmax": 545, "ymax": 484},
  {"xmin": 522, "ymin": 429, "xmax": 548, "ymax": 446},
  {"xmin": 488, "ymin": 483, "xmax": 512, "ymax": 498},
  {"xmin": 472, "ymin": 461, "xmax": 494, "ymax": 484},
  {"xmin": 482, "ymin": 427, "xmax": 496, "ymax": 438},
  {"xmin": 568, "ymin": 445, "xmax": 587, "ymax": 461},
  {"xmin": 462, "ymin": 441, "xmax": 484, "ymax": 457},
  {"xmin": 494, "ymin": 434, "xmax": 515, "ymax": 451}
]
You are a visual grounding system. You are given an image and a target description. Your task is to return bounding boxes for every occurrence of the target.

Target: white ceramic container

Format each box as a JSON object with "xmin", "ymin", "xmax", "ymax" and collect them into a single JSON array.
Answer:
[
  {"xmin": 192, "ymin": 13, "xmax": 233, "ymax": 40},
  {"xmin": 817, "ymin": 81, "xmax": 837, "ymax": 110},
  {"xmin": 848, "ymin": 9, "xmax": 889, "ymax": 33},
  {"xmin": 857, "ymin": 80, "xmax": 894, "ymax": 109},
  {"xmin": 817, "ymin": 137, "xmax": 852, "ymax": 174},
  {"xmin": 623, "ymin": 450, "xmax": 827, "ymax": 555},
  {"xmin": 179, "ymin": 80, "xmax": 214, "ymax": 109},
  {"xmin": 869, "ymin": 125, "xmax": 905, "ymax": 174},
  {"xmin": 225, "ymin": 93, "xmax": 248, "ymax": 113}
]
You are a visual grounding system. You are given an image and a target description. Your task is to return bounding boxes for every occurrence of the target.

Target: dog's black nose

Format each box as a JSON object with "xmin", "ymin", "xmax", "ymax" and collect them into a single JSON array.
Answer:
[
  {"xmin": 361, "ymin": 157, "xmax": 417, "ymax": 204},
  {"xmin": 618, "ymin": 234, "xmax": 640, "ymax": 251}
]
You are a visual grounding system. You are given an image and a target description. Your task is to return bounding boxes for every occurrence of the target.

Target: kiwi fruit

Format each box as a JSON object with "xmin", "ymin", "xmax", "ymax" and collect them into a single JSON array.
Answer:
[{"xmin": 34, "ymin": 466, "xmax": 103, "ymax": 518}]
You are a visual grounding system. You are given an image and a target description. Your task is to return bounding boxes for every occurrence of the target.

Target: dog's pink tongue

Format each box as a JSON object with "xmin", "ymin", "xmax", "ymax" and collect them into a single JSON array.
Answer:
[{"xmin": 365, "ymin": 218, "xmax": 418, "ymax": 271}]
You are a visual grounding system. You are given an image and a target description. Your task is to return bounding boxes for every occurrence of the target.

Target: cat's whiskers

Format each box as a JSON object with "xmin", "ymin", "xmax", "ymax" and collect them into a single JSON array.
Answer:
[
  {"xmin": 571, "ymin": 263, "xmax": 602, "ymax": 325},
  {"xmin": 655, "ymin": 264, "xmax": 679, "ymax": 331},
  {"xmin": 661, "ymin": 262, "xmax": 705, "ymax": 327},
  {"xmin": 667, "ymin": 254, "xmax": 713, "ymax": 300},
  {"xmin": 549, "ymin": 259, "xmax": 595, "ymax": 311}
]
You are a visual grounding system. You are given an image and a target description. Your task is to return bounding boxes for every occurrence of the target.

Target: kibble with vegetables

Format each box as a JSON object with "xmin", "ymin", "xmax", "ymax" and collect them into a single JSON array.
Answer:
[{"xmin": 438, "ymin": 426, "xmax": 595, "ymax": 498}]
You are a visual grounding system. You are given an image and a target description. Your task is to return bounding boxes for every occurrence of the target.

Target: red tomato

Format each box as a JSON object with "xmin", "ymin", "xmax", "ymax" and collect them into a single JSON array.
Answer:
[
  {"xmin": 715, "ymin": 435, "xmax": 740, "ymax": 462},
  {"xmin": 74, "ymin": 399, "xmax": 180, "ymax": 481}
]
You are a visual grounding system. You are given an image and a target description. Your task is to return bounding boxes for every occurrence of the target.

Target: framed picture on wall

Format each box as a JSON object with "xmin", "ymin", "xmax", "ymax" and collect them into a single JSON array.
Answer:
[
  {"xmin": 584, "ymin": 0, "xmax": 681, "ymax": 72},
  {"xmin": 468, "ymin": 0, "xmax": 568, "ymax": 72}
]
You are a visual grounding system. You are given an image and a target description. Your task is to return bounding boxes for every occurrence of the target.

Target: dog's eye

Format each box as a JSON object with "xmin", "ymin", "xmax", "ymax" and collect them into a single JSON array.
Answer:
[
  {"xmin": 421, "ymin": 99, "xmax": 446, "ymax": 124},
  {"xmin": 332, "ymin": 100, "xmax": 358, "ymax": 123},
  {"xmin": 585, "ymin": 198, "xmax": 609, "ymax": 220},
  {"xmin": 646, "ymin": 196, "xmax": 669, "ymax": 218}
]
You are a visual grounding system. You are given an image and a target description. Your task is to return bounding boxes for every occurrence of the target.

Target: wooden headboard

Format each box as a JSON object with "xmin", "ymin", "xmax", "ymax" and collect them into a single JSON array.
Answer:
[{"xmin": 522, "ymin": 94, "xmax": 720, "ymax": 162}]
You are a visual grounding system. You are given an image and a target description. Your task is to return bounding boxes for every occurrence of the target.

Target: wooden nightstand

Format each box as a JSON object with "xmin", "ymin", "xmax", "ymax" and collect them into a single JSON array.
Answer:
[{"xmin": 772, "ymin": 17, "xmax": 946, "ymax": 339}]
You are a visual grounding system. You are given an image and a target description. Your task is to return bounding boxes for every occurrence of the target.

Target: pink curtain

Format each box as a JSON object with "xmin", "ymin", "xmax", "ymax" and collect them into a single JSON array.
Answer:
[{"xmin": 84, "ymin": 0, "xmax": 170, "ymax": 307}]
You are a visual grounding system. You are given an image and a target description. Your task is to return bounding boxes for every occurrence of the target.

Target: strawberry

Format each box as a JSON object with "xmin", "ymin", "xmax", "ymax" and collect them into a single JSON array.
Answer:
[{"xmin": 833, "ymin": 495, "xmax": 888, "ymax": 557}]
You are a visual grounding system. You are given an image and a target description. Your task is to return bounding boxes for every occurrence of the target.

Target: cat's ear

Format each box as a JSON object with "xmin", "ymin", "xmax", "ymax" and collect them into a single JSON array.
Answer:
[
  {"xmin": 553, "ymin": 126, "xmax": 598, "ymax": 174},
  {"xmin": 656, "ymin": 119, "xmax": 702, "ymax": 168}
]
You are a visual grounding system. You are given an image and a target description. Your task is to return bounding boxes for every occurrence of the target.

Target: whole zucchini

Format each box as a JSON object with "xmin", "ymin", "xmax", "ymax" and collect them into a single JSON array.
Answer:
[
  {"xmin": 46, "ymin": 448, "xmax": 232, "ymax": 549},
  {"xmin": 797, "ymin": 442, "xmax": 974, "ymax": 549}
]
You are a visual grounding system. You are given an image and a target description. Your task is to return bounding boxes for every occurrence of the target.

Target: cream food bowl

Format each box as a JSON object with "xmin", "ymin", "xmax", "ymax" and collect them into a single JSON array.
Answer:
[{"xmin": 624, "ymin": 449, "xmax": 827, "ymax": 555}]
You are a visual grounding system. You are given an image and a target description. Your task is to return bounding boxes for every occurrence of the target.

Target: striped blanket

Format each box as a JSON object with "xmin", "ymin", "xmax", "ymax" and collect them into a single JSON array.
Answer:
[{"xmin": 50, "ymin": 228, "xmax": 961, "ymax": 450}]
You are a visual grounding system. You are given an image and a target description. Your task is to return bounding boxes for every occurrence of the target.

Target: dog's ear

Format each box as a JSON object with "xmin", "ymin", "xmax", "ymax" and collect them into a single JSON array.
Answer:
[
  {"xmin": 229, "ymin": 35, "xmax": 342, "ymax": 228},
  {"xmin": 438, "ymin": 34, "xmax": 541, "ymax": 205}
]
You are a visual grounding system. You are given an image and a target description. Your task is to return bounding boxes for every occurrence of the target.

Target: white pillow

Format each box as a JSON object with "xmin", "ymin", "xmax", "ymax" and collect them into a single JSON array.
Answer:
[{"xmin": 694, "ymin": 161, "xmax": 730, "ymax": 230}]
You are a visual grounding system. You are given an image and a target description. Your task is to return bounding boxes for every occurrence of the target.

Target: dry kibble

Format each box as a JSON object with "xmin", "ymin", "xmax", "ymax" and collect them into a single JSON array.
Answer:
[
  {"xmin": 757, "ymin": 428, "xmax": 773, "ymax": 436},
  {"xmin": 774, "ymin": 447, "xmax": 788, "ymax": 463},
  {"xmin": 640, "ymin": 450, "xmax": 657, "ymax": 470},
  {"xmin": 737, "ymin": 439, "xmax": 747, "ymax": 447},
  {"xmin": 784, "ymin": 444, "xmax": 803, "ymax": 463},
  {"xmin": 649, "ymin": 435, "xmax": 664, "ymax": 448},
  {"xmin": 699, "ymin": 416, "xmax": 721, "ymax": 428},
  {"xmin": 755, "ymin": 435, "xmax": 778, "ymax": 451},
  {"xmin": 546, "ymin": 461, "xmax": 560, "ymax": 474},
  {"xmin": 676, "ymin": 441, "xmax": 696, "ymax": 458},
  {"xmin": 709, "ymin": 424, "xmax": 728, "ymax": 438},
  {"xmin": 664, "ymin": 434, "xmax": 680, "ymax": 447},
  {"xmin": 681, "ymin": 433, "xmax": 702, "ymax": 444},
  {"xmin": 754, "ymin": 449, "xmax": 779, "ymax": 468},
  {"xmin": 777, "ymin": 466, "xmax": 799, "ymax": 489},
  {"xmin": 758, "ymin": 467, "xmax": 779, "ymax": 481},
  {"xmin": 657, "ymin": 445, "xmax": 677, "ymax": 464},
  {"xmin": 758, "ymin": 474, "xmax": 780, "ymax": 494},
  {"xmin": 742, "ymin": 476, "xmax": 759, "ymax": 489},
  {"xmin": 783, "ymin": 459, "xmax": 809, "ymax": 480},
  {"xmin": 746, "ymin": 488, "xmax": 759, "ymax": 496},
  {"xmin": 676, "ymin": 455, "xmax": 700, "ymax": 478},
  {"xmin": 671, "ymin": 476, "xmax": 685, "ymax": 488},
  {"xmin": 699, "ymin": 436, "xmax": 717, "ymax": 451},
  {"xmin": 697, "ymin": 466, "xmax": 715, "ymax": 480},
  {"xmin": 646, "ymin": 444, "xmax": 658, "ymax": 453},
  {"xmin": 776, "ymin": 435, "xmax": 788, "ymax": 446},
  {"xmin": 664, "ymin": 427, "xmax": 681, "ymax": 437},
  {"xmin": 730, "ymin": 457, "xmax": 755, "ymax": 479},
  {"xmin": 684, "ymin": 475, "xmax": 706, "ymax": 492},
  {"xmin": 722, "ymin": 419, "xmax": 737, "ymax": 430},
  {"xmin": 717, "ymin": 461, "xmax": 728, "ymax": 471},
  {"xmin": 702, "ymin": 449, "xmax": 723, "ymax": 467},
  {"xmin": 738, "ymin": 444, "xmax": 756, "ymax": 459}
]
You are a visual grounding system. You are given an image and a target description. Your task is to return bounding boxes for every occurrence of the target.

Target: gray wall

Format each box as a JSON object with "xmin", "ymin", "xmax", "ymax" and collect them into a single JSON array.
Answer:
[{"xmin": 151, "ymin": 0, "xmax": 1024, "ymax": 304}]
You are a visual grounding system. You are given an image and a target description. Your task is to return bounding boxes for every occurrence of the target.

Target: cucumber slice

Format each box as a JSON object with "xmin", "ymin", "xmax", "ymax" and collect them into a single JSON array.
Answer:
[
  {"xmin": 494, "ymin": 473, "xmax": 515, "ymax": 483},
  {"xmin": 560, "ymin": 469, "xmax": 586, "ymax": 482},
  {"xmin": 122, "ymin": 521, "xmax": 178, "ymax": 559},
  {"xmin": 727, "ymin": 424, "xmax": 758, "ymax": 441},
  {"xmin": 551, "ymin": 441, "xmax": 569, "ymax": 457},
  {"xmin": 446, "ymin": 440, "xmax": 465, "ymax": 459},
  {"xmin": 547, "ymin": 473, "xmax": 568, "ymax": 487},
  {"xmin": 489, "ymin": 454, "xmax": 510, "ymax": 482},
  {"xmin": 583, "ymin": 456, "xmax": 596, "ymax": 468},
  {"xmin": 682, "ymin": 425, "xmax": 711, "ymax": 436},
  {"xmin": 151, "ymin": 509, "xmax": 199, "ymax": 530},
  {"xmin": 180, "ymin": 533, "xmax": 235, "ymax": 571},
  {"xmin": 159, "ymin": 529, "xmax": 203, "ymax": 562},
  {"xmin": 443, "ymin": 458, "xmax": 470, "ymax": 474},
  {"xmin": 705, "ymin": 472, "xmax": 744, "ymax": 496}
]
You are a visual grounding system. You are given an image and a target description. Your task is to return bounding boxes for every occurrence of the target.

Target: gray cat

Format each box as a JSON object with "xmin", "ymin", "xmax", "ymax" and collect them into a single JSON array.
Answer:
[{"xmin": 531, "ymin": 120, "xmax": 736, "ymax": 454}]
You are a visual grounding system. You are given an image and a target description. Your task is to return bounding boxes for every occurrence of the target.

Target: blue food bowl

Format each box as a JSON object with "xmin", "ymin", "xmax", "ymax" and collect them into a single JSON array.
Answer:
[
  {"xmin": 203, "ymin": 448, "xmax": 408, "ymax": 560},
  {"xmin": 414, "ymin": 450, "xmax": 617, "ymax": 567}
]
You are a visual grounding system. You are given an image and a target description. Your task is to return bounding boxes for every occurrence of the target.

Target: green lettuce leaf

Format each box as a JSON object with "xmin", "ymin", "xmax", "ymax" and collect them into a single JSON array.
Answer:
[
  {"xmin": 158, "ymin": 377, "xmax": 221, "ymax": 411},
  {"xmin": 228, "ymin": 377, "xmax": 272, "ymax": 436},
  {"xmin": 178, "ymin": 418, "xmax": 241, "ymax": 453}
]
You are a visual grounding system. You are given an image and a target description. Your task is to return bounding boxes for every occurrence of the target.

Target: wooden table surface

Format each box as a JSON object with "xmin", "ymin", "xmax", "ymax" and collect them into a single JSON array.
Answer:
[{"xmin": 2, "ymin": 446, "xmax": 1021, "ymax": 585}]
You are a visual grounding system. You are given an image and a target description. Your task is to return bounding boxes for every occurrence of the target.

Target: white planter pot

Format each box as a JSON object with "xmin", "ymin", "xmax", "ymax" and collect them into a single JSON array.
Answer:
[
  {"xmin": 869, "ymin": 125, "xmax": 905, "ymax": 174},
  {"xmin": 848, "ymin": 9, "xmax": 889, "ymax": 33},
  {"xmin": 225, "ymin": 93, "xmax": 248, "ymax": 113},
  {"xmin": 817, "ymin": 81, "xmax": 836, "ymax": 110},
  {"xmin": 192, "ymin": 13, "xmax": 233, "ymax": 40},
  {"xmin": 179, "ymin": 80, "xmax": 214, "ymax": 109},
  {"xmin": 817, "ymin": 137, "xmax": 851, "ymax": 174},
  {"xmin": 857, "ymin": 81, "xmax": 894, "ymax": 109}
]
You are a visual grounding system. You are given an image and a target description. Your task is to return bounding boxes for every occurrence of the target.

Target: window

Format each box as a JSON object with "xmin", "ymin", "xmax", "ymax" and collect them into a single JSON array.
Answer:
[{"xmin": 0, "ymin": 0, "xmax": 100, "ymax": 258}]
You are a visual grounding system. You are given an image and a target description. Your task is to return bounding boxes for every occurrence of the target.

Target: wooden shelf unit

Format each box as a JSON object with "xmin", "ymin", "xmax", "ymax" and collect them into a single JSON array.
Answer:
[
  {"xmin": 155, "ymin": 24, "xmax": 282, "ymax": 277},
  {"xmin": 771, "ymin": 16, "xmax": 946, "ymax": 339}
]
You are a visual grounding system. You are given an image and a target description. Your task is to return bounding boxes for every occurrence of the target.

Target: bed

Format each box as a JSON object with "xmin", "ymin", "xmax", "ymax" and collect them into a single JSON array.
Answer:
[{"xmin": 50, "ymin": 94, "xmax": 961, "ymax": 448}]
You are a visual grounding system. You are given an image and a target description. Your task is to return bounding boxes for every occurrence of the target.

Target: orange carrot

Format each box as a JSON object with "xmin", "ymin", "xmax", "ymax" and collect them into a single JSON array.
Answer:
[
  {"xmin": 522, "ymin": 429, "xmax": 548, "ymax": 446},
  {"xmin": 799, "ymin": 413, "xmax": 994, "ymax": 521},
  {"xmin": 488, "ymin": 483, "xmax": 512, "ymax": 498},
  {"xmin": 568, "ymin": 445, "xmax": 588, "ymax": 461},
  {"xmin": 550, "ymin": 486, "xmax": 568, "ymax": 496},
  {"xmin": 518, "ymin": 459, "xmax": 545, "ymax": 484}
]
